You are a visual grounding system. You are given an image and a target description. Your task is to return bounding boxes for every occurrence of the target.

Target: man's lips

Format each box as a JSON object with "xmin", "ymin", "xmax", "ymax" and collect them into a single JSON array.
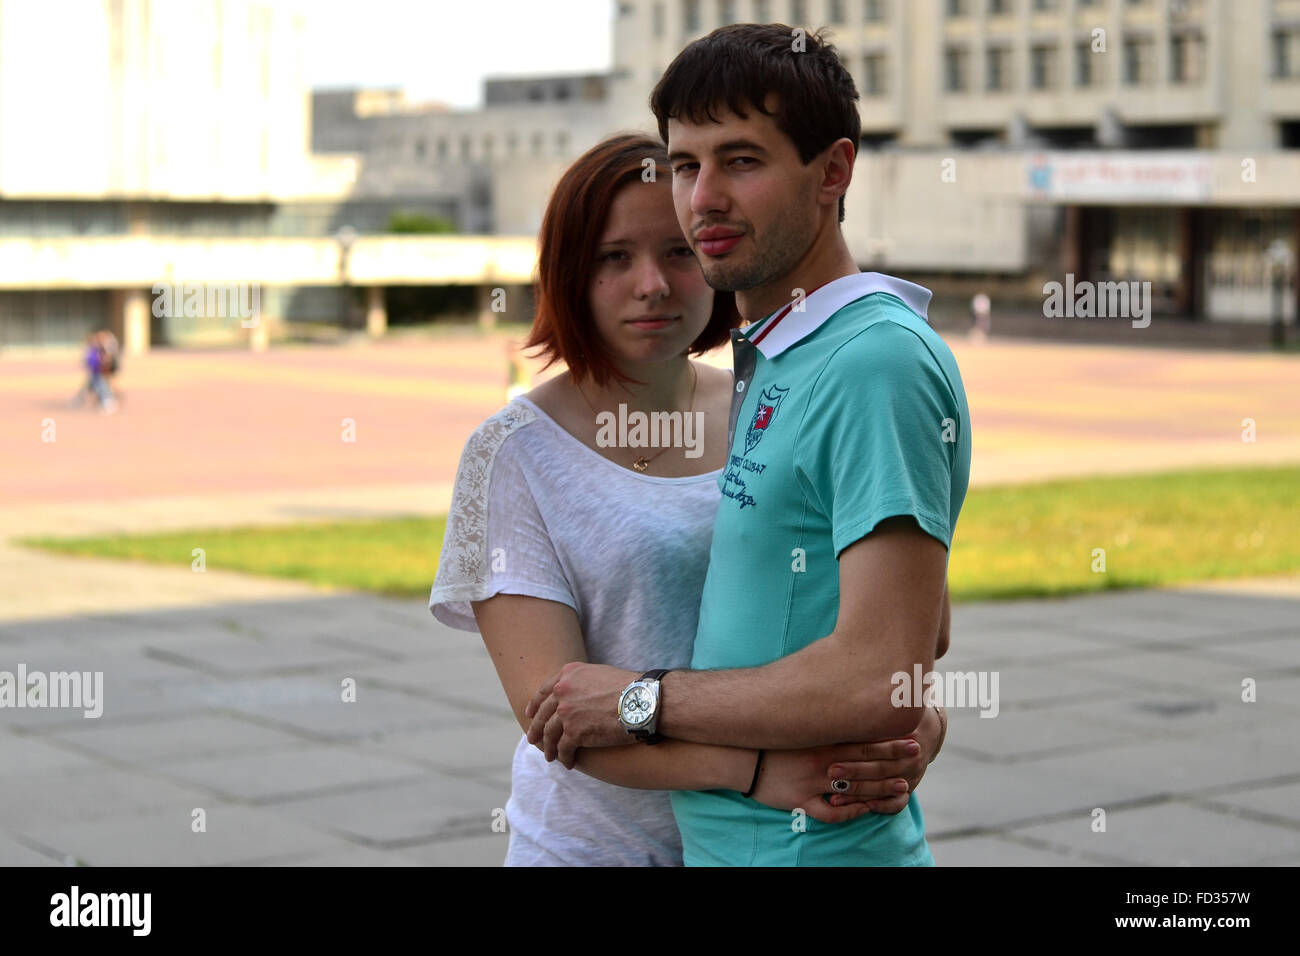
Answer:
[{"xmin": 696, "ymin": 227, "xmax": 744, "ymax": 257}]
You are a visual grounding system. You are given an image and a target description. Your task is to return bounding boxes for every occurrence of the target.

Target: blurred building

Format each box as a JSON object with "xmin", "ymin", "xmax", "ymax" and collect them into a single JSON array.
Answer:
[
  {"xmin": 610, "ymin": 0, "xmax": 1300, "ymax": 328},
  {"xmin": 310, "ymin": 74, "xmax": 615, "ymax": 235},
  {"xmin": 3, "ymin": 0, "xmax": 1297, "ymax": 350},
  {"xmin": 0, "ymin": 0, "xmax": 536, "ymax": 350}
]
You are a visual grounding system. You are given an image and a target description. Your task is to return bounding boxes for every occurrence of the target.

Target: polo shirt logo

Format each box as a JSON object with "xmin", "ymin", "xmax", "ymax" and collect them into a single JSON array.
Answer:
[{"xmin": 744, "ymin": 385, "xmax": 789, "ymax": 455}]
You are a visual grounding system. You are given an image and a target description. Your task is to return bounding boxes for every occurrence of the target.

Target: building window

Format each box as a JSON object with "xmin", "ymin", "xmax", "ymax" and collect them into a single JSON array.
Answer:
[
  {"xmin": 946, "ymin": 0, "xmax": 967, "ymax": 16},
  {"xmin": 555, "ymin": 131, "xmax": 568, "ymax": 154},
  {"xmin": 1170, "ymin": 32, "xmax": 1204, "ymax": 84},
  {"xmin": 719, "ymin": 0, "xmax": 736, "ymax": 23},
  {"xmin": 989, "ymin": 0, "xmax": 1012, "ymax": 14},
  {"xmin": 531, "ymin": 132, "xmax": 543, "ymax": 157},
  {"xmin": 986, "ymin": 45, "xmax": 1013, "ymax": 91},
  {"xmin": 755, "ymin": 0, "xmax": 770, "ymax": 22},
  {"xmin": 1031, "ymin": 44, "xmax": 1058, "ymax": 90},
  {"xmin": 828, "ymin": 0, "xmax": 845, "ymax": 23},
  {"xmin": 863, "ymin": 52, "xmax": 888, "ymax": 96},
  {"xmin": 1123, "ymin": 36, "xmax": 1155, "ymax": 86},
  {"xmin": 864, "ymin": 0, "xmax": 886, "ymax": 21},
  {"xmin": 653, "ymin": 2, "xmax": 664, "ymax": 37},
  {"xmin": 1273, "ymin": 28, "xmax": 1300, "ymax": 79},
  {"xmin": 1031, "ymin": 0, "xmax": 1056, "ymax": 10},
  {"xmin": 1075, "ymin": 40, "xmax": 1100, "ymax": 87},
  {"xmin": 684, "ymin": 0, "xmax": 699, "ymax": 32},
  {"xmin": 945, "ymin": 46, "xmax": 970, "ymax": 91},
  {"xmin": 791, "ymin": 0, "xmax": 806, "ymax": 24}
]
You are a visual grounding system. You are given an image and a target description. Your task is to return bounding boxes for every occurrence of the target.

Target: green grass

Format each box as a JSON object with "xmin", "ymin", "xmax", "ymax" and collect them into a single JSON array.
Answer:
[
  {"xmin": 18, "ymin": 465, "xmax": 1300, "ymax": 602},
  {"xmin": 21, "ymin": 517, "xmax": 447, "ymax": 598},
  {"xmin": 947, "ymin": 465, "xmax": 1299, "ymax": 600}
]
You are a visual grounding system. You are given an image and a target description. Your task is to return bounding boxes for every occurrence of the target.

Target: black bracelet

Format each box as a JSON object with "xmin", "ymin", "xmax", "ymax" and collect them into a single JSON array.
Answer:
[{"xmin": 741, "ymin": 749, "xmax": 765, "ymax": 798}]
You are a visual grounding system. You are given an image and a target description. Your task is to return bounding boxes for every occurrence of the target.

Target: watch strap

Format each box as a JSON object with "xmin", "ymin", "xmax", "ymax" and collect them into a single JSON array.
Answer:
[{"xmin": 635, "ymin": 669, "xmax": 670, "ymax": 743}]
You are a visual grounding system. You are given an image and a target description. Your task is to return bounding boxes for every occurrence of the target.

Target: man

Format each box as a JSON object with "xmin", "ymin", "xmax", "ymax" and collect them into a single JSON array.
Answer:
[{"xmin": 525, "ymin": 22, "xmax": 971, "ymax": 865}]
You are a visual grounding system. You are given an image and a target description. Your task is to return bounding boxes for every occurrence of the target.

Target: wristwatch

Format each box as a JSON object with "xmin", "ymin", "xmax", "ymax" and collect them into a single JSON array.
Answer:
[{"xmin": 617, "ymin": 669, "xmax": 671, "ymax": 744}]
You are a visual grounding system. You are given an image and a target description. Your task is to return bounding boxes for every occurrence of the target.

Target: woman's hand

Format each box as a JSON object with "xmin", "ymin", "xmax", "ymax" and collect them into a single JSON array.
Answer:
[
  {"xmin": 824, "ymin": 704, "xmax": 947, "ymax": 815},
  {"xmin": 749, "ymin": 705, "xmax": 948, "ymax": 822}
]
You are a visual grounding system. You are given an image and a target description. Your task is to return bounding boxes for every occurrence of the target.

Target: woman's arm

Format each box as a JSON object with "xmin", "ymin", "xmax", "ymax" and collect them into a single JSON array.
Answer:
[
  {"xmin": 473, "ymin": 593, "xmax": 755, "ymax": 792},
  {"xmin": 472, "ymin": 592, "xmax": 939, "ymax": 820}
]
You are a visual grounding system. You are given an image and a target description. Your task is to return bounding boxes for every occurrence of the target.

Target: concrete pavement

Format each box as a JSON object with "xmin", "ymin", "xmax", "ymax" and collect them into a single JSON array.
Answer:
[{"xmin": 1, "ymin": 560, "xmax": 1297, "ymax": 866}]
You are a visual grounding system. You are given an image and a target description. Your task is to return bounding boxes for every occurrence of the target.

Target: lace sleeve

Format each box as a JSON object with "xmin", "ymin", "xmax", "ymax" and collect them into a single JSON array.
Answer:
[{"xmin": 428, "ymin": 402, "xmax": 578, "ymax": 632}]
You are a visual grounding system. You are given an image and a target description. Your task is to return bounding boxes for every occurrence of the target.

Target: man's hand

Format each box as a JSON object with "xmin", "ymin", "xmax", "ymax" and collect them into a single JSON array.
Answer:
[{"xmin": 524, "ymin": 662, "xmax": 639, "ymax": 768}]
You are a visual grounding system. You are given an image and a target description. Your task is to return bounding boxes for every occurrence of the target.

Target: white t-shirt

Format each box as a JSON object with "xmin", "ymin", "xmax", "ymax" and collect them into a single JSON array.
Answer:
[{"xmin": 429, "ymin": 395, "xmax": 722, "ymax": 866}]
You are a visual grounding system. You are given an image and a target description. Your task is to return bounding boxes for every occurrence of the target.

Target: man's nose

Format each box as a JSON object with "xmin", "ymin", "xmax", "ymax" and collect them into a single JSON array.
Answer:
[{"xmin": 690, "ymin": 162, "xmax": 730, "ymax": 219}]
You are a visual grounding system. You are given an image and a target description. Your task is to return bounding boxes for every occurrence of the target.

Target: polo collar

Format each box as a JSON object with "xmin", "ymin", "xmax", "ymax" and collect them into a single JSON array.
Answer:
[{"xmin": 744, "ymin": 271, "xmax": 933, "ymax": 359}]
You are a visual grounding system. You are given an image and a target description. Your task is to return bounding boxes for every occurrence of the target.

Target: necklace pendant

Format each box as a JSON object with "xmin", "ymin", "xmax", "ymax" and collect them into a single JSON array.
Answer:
[{"xmin": 632, "ymin": 457, "xmax": 650, "ymax": 472}]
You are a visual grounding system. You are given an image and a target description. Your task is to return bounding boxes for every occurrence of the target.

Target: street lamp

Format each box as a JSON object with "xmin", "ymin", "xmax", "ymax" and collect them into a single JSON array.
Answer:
[{"xmin": 1266, "ymin": 238, "xmax": 1293, "ymax": 348}]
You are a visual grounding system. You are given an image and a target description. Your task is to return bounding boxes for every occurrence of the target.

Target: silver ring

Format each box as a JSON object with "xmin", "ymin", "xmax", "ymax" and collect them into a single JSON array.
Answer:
[{"xmin": 831, "ymin": 778, "xmax": 850, "ymax": 793}]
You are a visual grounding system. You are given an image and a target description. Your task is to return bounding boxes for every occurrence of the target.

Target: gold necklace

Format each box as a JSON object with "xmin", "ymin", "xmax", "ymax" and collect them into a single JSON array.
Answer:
[{"xmin": 577, "ymin": 364, "xmax": 699, "ymax": 473}]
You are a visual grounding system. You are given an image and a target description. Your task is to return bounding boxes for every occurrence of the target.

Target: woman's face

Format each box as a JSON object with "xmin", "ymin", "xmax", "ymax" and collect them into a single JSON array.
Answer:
[{"xmin": 587, "ymin": 177, "xmax": 715, "ymax": 376}]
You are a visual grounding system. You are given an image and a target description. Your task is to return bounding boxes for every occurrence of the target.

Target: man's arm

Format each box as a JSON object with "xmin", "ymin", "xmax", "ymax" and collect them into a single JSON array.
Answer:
[
  {"xmin": 527, "ymin": 516, "xmax": 947, "ymax": 760},
  {"xmin": 937, "ymin": 579, "xmax": 951, "ymax": 659},
  {"xmin": 657, "ymin": 516, "xmax": 945, "ymax": 749}
]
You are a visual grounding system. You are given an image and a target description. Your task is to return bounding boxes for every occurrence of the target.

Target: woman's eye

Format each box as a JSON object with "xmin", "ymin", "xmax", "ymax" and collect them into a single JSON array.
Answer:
[{"xmin": 599, "ymin": 251, "xmax": 626, "ymax": 262}]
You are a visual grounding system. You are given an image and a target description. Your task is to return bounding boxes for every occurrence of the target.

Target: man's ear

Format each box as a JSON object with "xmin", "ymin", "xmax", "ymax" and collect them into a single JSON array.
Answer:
[{"xmin": 819, "ymin": 137, "xmax": 855, "ymax": 209}]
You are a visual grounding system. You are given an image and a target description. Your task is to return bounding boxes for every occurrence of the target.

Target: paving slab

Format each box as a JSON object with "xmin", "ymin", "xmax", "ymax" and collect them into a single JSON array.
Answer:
[
  {"xmin": 155, "ymin": 744, "xmax": 430, "ymax": 803},
  {"xmin": 930, "ymin": 834, "xmax": 1107, "ymax": 867},
  {"xmin": 20, "ymin": 805, "xmax": 357, "ymax": 867},
  {"xmin": 1185, "ymin": 779, "xmax": 1300, "ymax": 827},
  {"xmin": 46, "ymin": 712, "xmax": 312, "ymax": 765},
  {"xmin": 265, "ymin": 772, "xmax": 508, "ymax": 846},
  {"xmin": 1003, "ymin": 800, "xmax": 1300, "ymax": 866}
]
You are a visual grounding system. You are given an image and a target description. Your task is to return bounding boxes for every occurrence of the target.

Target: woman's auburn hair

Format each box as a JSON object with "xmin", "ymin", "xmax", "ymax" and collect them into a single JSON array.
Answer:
[{"xmin": 524, "ymin": 132, "xmax": 739, "ymax": 388}]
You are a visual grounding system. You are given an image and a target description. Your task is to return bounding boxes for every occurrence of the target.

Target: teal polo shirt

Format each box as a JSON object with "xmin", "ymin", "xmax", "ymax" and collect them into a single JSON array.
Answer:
[{"xmin": 670, "ymin": 272, "xmax": 972, "ymax": 867}]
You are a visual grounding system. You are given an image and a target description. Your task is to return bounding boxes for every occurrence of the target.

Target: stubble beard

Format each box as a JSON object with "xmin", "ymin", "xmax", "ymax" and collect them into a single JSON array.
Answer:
[{"xmin": 698, "ymin": 204, "xmax": 817, "ymax": 296}]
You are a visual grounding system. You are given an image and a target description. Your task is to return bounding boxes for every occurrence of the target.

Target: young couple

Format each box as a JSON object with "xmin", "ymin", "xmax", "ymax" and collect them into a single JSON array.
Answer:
[{"xmin": 430, "ymin": 23, "xmax": 972, "ymax": 866}]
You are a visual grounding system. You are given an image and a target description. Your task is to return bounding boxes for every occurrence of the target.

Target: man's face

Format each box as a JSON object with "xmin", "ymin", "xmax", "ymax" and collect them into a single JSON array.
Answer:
[{"xmin": 667, "ymin": 95, "xmax": 821, "ymax": 297}]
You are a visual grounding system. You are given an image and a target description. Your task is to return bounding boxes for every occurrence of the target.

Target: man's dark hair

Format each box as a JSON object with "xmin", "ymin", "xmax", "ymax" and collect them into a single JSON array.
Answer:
[{"xmin": 650, "ymin": 23, "xmax": 861, "ymax": 224}]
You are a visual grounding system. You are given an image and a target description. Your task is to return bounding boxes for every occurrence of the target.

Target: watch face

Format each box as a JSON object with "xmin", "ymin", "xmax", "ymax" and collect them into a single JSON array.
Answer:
[{"xmin": 621, "ymin": 685, "xmax": 654, "ymax": 727}]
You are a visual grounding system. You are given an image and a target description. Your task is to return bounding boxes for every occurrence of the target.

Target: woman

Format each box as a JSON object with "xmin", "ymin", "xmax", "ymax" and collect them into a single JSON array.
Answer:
[{"xmin": 429, "ymin": 133, "xmax": 947, "ymax": 866}]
